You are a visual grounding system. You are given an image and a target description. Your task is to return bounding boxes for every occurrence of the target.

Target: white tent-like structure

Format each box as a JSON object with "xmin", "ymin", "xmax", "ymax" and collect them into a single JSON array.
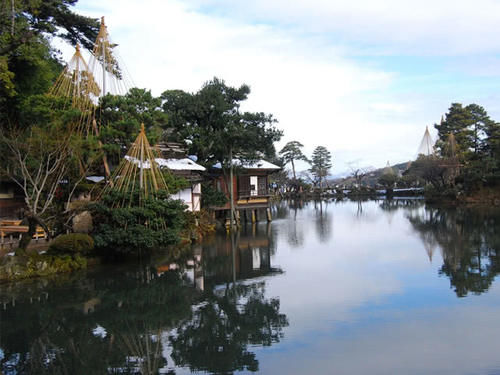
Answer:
[{"xmin": 417, "ymin": 126, "xmax": 435, "ymax": 156}]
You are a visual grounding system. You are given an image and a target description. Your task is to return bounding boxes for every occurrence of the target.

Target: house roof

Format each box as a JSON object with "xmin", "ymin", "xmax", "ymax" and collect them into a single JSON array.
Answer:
[
  {"xmin": 212, "ymin": 159, "xmax": 281, "ymax": 171},
  {"xmin": 124, "ymin": 156, "xmax": 206, "ymax": 171},
  {"xmin": 86, "ymin": 176, "xmax": 106, "ymax": 183},
  {"xmin": 155, "ymin": 158, "xmax": 206, "ymax": 171}
]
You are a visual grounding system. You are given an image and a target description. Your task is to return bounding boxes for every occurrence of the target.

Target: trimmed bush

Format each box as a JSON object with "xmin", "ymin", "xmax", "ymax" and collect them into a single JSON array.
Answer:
[{"xmin": 49, "ymin": 233, "xmax": 94, "ymax": 255}]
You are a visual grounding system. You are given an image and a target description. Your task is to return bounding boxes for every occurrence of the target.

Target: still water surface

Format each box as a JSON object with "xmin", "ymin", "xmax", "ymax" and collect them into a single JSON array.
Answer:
[{"xmin": 1, "ymin": 199, "xmax": 500, "ymax": 374}]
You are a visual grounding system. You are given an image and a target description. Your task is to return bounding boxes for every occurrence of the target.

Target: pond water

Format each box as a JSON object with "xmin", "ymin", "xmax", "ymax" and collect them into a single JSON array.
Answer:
[{"xmin": 1, "ymin": 199, "xmax": 500, "ymax": 374}]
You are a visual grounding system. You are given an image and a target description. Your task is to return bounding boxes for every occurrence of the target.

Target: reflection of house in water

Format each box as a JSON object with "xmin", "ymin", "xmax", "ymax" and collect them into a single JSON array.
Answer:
[
  {"xmin": 153, "ymin": 224, "xmax": 280, "ymax": 292},
  {"xmin": 191, "ymin": 224, "xmax": 280, "ymax": 290}
]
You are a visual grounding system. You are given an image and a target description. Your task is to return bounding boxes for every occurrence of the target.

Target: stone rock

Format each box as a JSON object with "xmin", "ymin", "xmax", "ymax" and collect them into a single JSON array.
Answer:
[{"xmin": 72, "ymin": 211, "xmax": 93, "ymax": 233}]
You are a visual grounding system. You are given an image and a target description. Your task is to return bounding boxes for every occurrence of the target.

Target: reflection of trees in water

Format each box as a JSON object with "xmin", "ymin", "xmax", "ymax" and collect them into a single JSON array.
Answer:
[
  {"xmin": 272, "ymin": 200, "xmax": 290, "ymax": 219},
  {"xmin": 379, "ymin": 199, "xmax": 424, "ymax": 213},
  {"xmin": 1, "ymin": 227, "xmax": 288, "ymax": 374},
  {"xmin": 314, "ymin": 200, "xmax": 332, "ymax": 243},
  {"xmin": 272, "ymin": 199, "xmax": 307, "ymax": 248},
  {"xmin": 407, "ymin": 205, "xmax": 500, "ymax": 297},
  {"xmin": 379, "ymin": 199, "xmax": 425, "ymax": 225},
  {"xmin": 287, "ymin": 200, "xmax": 305, "ymax": 248},
  {"xmin": 0, "ymin": 268, "xmax": 196, "ymax": 374},
  {"xmin": 352, "ymin": 197, "xmax": 370, "ymax": 217},
  {"xmin": 170, "ymin": 281, "xmax": 288, "ymax": 374}
]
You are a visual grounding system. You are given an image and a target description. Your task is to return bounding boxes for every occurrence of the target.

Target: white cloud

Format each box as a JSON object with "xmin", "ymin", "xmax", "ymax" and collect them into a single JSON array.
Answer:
[
  {"xmin": 66, "ymin": 0, "xmax": 496, "ymax": 173},
  {"xmin": 190, "ymin": 0, "xmax": 500, "ymax": 56}
]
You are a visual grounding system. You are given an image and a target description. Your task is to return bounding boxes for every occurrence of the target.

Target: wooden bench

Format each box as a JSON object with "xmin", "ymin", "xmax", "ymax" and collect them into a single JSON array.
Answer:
[
  {"xmin": 0, "ymin": 225, "xmax": 28, "ymax": 248},
  {"xmin": 0, "ymin": 221, "xmax": 47, "ymax": 246},
  {"xmin": 0, "ymin": 220, "xmax": 22, "ymax": 226}
]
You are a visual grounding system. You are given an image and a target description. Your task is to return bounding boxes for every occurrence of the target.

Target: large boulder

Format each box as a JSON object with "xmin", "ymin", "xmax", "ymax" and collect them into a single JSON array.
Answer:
[{"xmin": 72, "ymin": 211, "xmax": 93, "ymax": 233}]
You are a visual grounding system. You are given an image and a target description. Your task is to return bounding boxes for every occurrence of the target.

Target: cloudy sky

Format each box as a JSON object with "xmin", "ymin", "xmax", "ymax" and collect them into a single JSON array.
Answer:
[{"xmin": 65, "ymin": 0, "xmax": 500, "ymax": 175}]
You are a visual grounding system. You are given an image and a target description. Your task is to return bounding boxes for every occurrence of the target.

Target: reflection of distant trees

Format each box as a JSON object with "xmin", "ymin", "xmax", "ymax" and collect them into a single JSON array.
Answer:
[
  {"xmin": 287, "ymin": 200, "xmax": 305, "ymax": 248},
  {"xmin": 272, "ymin": 200, "xmax": 290, "ymax": 220},
  {"xmin": 314, "ymin": 200, "xmax": 332, "ymax": 243},
  {"xmin": 272, "ymin": 200, "xmax": 307, "ymax": 248},
  {"xmin": 407, "ymin": 206, "xmax": 500, "ymax": 297},
  {"xmin": 379, "ymin": 199, "xmax": 425, "ymax": 225},
  {"xmin": 379, "ymin": 199, "xmax": 423, "ymax": 213}
]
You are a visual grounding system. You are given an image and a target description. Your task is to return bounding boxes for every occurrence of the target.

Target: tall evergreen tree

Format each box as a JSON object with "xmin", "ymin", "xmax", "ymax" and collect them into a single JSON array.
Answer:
[
  {"xmin": 162, "ymin": 77, "xmax": 282, "ymax": 226},
  {"xmin": 466, "ymin": 103, "xmax": 492, "ymax": 156},
  {"xmin": 434, "ymin": 103, "xmax": 473, "ymax": 159},
  {"xmin": 309, "ymin": 146, "xmax": 332, "ymax": 194}
]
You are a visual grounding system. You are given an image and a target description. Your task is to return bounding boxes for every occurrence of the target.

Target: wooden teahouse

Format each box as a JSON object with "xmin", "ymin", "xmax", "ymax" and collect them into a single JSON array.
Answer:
[{"xmin": 209, "ymin": 159, "xmax": 281, "ymax": 222}]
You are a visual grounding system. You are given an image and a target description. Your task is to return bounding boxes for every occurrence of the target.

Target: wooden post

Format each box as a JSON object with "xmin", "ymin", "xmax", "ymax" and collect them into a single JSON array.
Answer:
[
  {"xmin": 229, "ymin": 146, "xmax": 236, "ymax": 231},
  {"xmin": 266, "ymin": 208, "xmax": 272, "ymax": 222},
  {"xmin": 251, "ymin": 210, "xmax": 256, "ymax": 223}
]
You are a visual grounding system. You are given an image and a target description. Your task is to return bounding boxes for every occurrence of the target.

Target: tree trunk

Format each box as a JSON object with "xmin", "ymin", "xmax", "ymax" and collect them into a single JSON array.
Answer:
[
  {"xmin": 291, "ymin": 159, "xmax": 296, "ymax": 180},
  {"xmin": 229, "ymin": 146, "xmax": 236, "ymax": 231},
  {"xmin": 10, "ymin": 0, "xmax": 15, "ymax": 36},
  {"xmin": 17, "ymin": 214, "xmax": 50, "ymax": 254},
  {"xmin": 17, "ymin": 217, "xmax": 37, "ymax": 254}
]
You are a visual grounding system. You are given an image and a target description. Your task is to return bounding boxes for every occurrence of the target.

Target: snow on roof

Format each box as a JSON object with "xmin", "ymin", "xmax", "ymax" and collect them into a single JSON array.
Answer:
[
  {"xmin": 156, "ymin": 158, "xmax": 206, "ymax": 171},
  {"xmin": 212, "ymin": 159, "xmax": 281, "ymax": 170},
  {"xmin": 86, "ymin": 176, "xmax": 106, "ymax": 183},
  {"xmin": 124, "ymin": 156, "xmax": 205, "ymax": 171}
]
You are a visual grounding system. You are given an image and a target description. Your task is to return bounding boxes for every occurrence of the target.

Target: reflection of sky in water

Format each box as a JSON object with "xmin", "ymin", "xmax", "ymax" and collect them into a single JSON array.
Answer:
[
  {"xmin": 2, "ymin": 200, "xmax": 499, "ymax": 374},
  {"xmin": 252, "ymin": 200, "xmax": 500, "ymax": 375}
]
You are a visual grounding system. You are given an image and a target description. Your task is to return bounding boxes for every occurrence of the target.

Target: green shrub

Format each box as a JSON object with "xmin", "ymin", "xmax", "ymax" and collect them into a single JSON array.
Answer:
[
  {"xmin": 49, "ymin": 233, "xmax": 94, "ymax": 255},
  {"xmin": 0, "ymin": 254, "xmax": 87, "ymax": 281},
  {"xmin": 89, "ymin": 189, "xmax": 190, "ymax": 254}
]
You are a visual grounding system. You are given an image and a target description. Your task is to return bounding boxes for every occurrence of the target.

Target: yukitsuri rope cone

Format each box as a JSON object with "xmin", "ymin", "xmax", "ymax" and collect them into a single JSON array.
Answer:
[
  {"xmin": 49, "ymin": 44, "xmax": 100, "ymax": 112},
  {"xmin": 88, "ymin": 17, "xmax": 129, "ymax": 99},
  {"xmin": 49, "ymin": 17, "xmax": 130, "ymax": 175},
  {"xmin": 417, "ymin": 126, "xmax": 435, "ymax": 156},
  {"xmin": 48, "ymin": 44, "xmax": 100, "ymax": 134},
  {"xmin": 50, "ymin": 17, "xmax": 129, "ymax": 134},
  {"xmin": 99, "ymin": 123, "xmax": 169, "ymax": 206}
]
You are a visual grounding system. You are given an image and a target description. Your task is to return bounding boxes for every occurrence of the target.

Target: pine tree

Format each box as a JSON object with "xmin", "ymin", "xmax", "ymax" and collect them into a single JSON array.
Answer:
[
  {"xmin": 309, "ymin": 146, "xmax": 332, "ymax": 194},
  {"xmin": 434, "ymin": 103, "xmax": 473, "ymax": 159},
  {"xmin": 279, "ymin": 141, "xmax": 308, "ymax": 180}
]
